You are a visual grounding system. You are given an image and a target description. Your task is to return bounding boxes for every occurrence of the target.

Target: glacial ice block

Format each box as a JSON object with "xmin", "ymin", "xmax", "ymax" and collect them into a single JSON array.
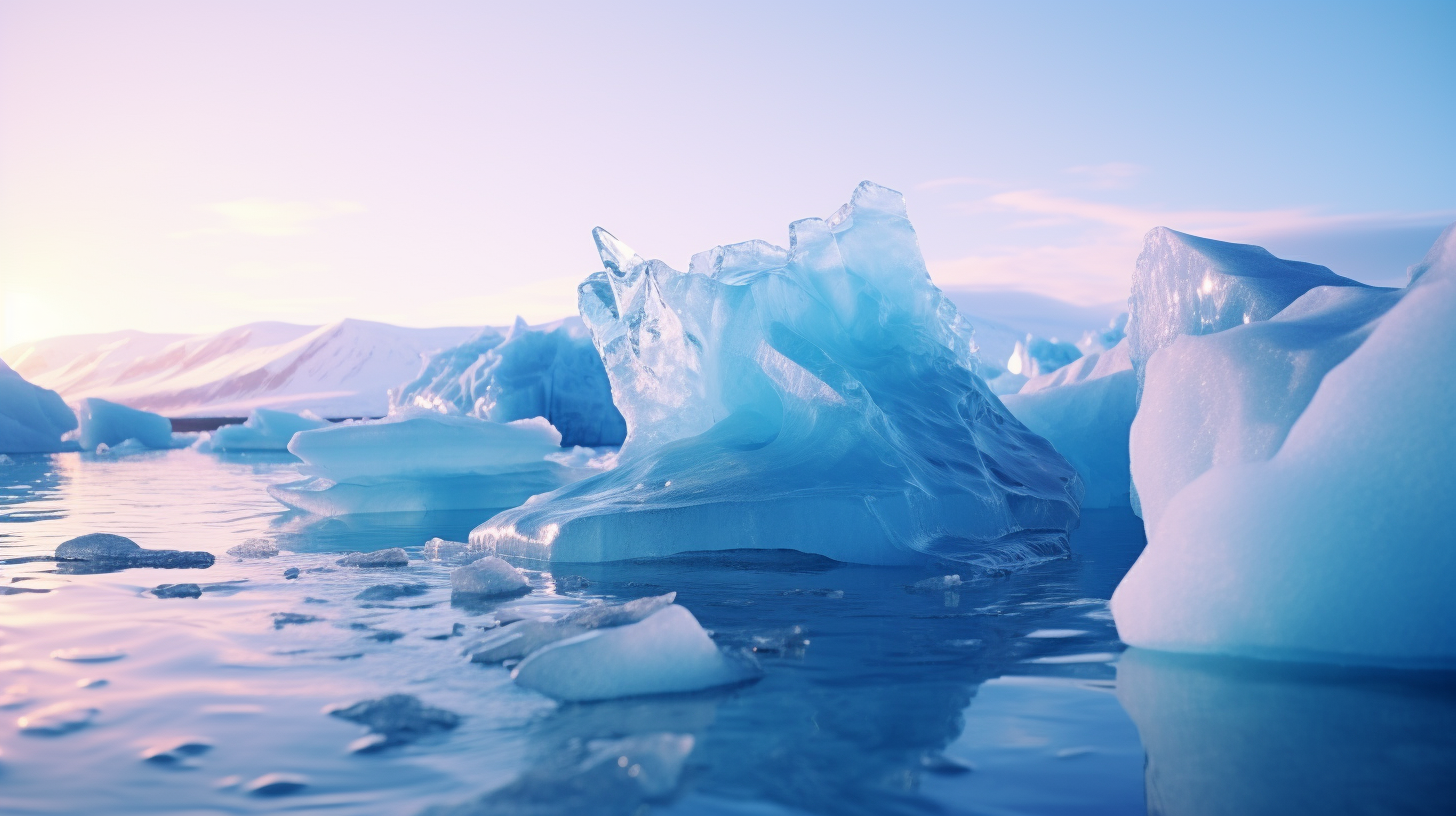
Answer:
[
  {"xmin": 471, "ymin": 182, "xmax": 1082, "ymax": 566},
  {"xmin": 0, "ymin": 360, "xmax": 78, "ymax": 454},
  {"xmin": 201, "ymin": 409, "xmax": 329, "ymax": 452},
  {"xmin": 511, "ymin": 604, "xmax": 758, "ymax": 701},
  {"xmin": 394, "ymin": 318, "xmax": 627, "ymax": 447},
  {"xmin": 268, "ymin": 413, "xmax": 610, "ymax": 515},
  {"xmin": 1112, "ymin": 224, "xmax": 1456, "ymax": 667},
  {"xmin": 1127, "ymin": 228, "xmax": 1367, "ymax": 399},
  {"xmin": 1002, "ymin": 341, "xmax": 1135, "ymax": 509},
  {"xmin": 75, "ymin": 397, "xmax": 178, "ymax": 450}
]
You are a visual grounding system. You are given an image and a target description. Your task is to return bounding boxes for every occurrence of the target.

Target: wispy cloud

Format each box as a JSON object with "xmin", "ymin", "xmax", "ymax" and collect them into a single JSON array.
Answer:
[
  {"xmin": 200, "ymin": 198, "xmax": 364, "ymax": 237},
  {"xmin": 1065, "ymin": 162, "xmax": 1144, "ymax": 190}
]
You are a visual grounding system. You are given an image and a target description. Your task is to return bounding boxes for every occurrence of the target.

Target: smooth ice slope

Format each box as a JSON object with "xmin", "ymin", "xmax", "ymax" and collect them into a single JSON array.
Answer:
[
  {"xmin": 1127, "ymin": 228, "xmax": 1367, "ymax": 399},
  {"xmin": 0, "ymin": 360, "xmax": 78, "ymax": 453},
  {"xmin": 394, "ymin": 318, "xmax": 626, "ymax": 447},
  {"xmin": 472, "ymin": 182, "xmax": 1082, "ymax": 566},
  {"xmin": 1001, "ymin": 341, "xmax": 1135, "ymax": 508},
  {"xmin": 269, "ymin": 413, "xmax": 609, "ymax": 515},
  {"xmin": 199, "ymin": 408, "xmax": 329, "ymax": 452},
  {"xmin": 512, "ymin": 604, "xmax": 758, "ymax": 701},
  {"xmin": 75, "ymin": 398, "xmax": 180, "ymax": 450},
  {"xmin": 1112, "ymin": 224, "xmax": 1456, "ymax": 667}
]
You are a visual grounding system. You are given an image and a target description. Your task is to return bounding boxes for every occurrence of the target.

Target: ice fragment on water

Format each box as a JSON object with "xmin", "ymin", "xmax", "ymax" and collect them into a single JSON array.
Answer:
[
  {"xmin": 227, "ymin": 538, "xmax": 278, "ymax": 558},
  {"xmin": 336, "ymin": 548, "xmax": 409, "ymax": 568},
  {"xmin": 450, "ymin": 556, "xmax": 529, "ymax": 597}
]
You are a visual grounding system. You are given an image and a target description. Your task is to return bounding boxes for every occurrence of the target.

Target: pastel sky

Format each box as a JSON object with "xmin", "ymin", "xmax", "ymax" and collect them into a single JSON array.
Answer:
[{"xmin": 2, "ymin": 1, "xmax": 1452, "ymax": 346}]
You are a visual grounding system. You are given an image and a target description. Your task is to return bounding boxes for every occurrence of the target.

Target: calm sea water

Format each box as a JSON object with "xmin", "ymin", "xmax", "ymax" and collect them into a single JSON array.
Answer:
[{"xmin": 0, "ymin": 449, "xmax": 1451, "ymax": 815}]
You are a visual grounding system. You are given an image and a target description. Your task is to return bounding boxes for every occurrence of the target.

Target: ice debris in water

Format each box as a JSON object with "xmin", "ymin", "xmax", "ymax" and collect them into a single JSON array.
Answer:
[
  {"xmin": 196, "ymin": 408, "xmax": 329, "ymax": 452},
  {"xmin": 512, "ymin": 604, "xmax": 759, "ymax": 702},
  {"xmin": 450, "ymin": 556, "xmax": 530, "ymax": 597},
  {"xmin": 17, "ymin": 702, "xmax": 99, "ymax": 735},
  {"xmin": 270, "ymin": 413, "xmax": 612, "ymax": 515},
  {"xmin": 326, "ymin": 694, "xmax": 461, "ymax": 752},
  {"xmin": 50, "ymin": 647, "xmax": 126, "ymax": 662},
  {"xmin": 151, "ymin": 583, "xmax": 202, "ymax": 599},
  {"xmin": 354, "ymin": 582, "xmax": 429, "ymax": 601},
  {"xmin": 422, "ymin": 537, "xmax": 472, "ymax": 563},
  {"xmin": 1002, "ymin": 339, "xmax": 1136, "ymax": 508},
  {"xmin": 54, "ymin": 533, "xmax": 215, "ymax": 571},
  {"xmin": 336, "ymin": 548, "xmax": 409, "ymax": 568},
  {"xmin": 74, "ymin": 397, "xmax": 190, "ymax": 451},
  {"xmin": 241, "ymin": 772, "xmax": 309, "ymax": 796},
  {"xmin": 911, "ymin": 575, "xmax": 963, "ymax": 592},
  {"xmin": 1114, "ymin": 223, "xmax": 1456, "ymax": 667},
  {"xmin": 467, "ymin": 592, "xmax": 676, "ymax": 663},
  {"xmin": 394, "ymin": 317, "xmax": 628, "ymax": 447},
  {"xmin": 0, "ymin": 359, "xmax": 78, "ymax": 454},
  {"xmin": 472, "ymin": 182, "xmax": 1081, "ymax": 567},
  {"xmin": 227, "ymin": 538, "xmax": 279, "ymax": 558}
]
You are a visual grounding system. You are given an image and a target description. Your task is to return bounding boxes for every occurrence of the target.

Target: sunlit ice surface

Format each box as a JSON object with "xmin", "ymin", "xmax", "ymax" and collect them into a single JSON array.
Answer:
[{"xmin": 0, "ymin": 450, "xmax": 1450, "ymax": 815}]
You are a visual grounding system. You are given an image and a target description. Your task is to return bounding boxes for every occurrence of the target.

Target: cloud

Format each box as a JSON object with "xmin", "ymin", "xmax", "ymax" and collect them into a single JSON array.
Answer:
[
  {"xmin": 1065, "ymin": 162, "xmax": 1145, "ymax": 189},
  {"xmin": 201, "ymin": 198, "xmax": 364, "ymax": 237}
]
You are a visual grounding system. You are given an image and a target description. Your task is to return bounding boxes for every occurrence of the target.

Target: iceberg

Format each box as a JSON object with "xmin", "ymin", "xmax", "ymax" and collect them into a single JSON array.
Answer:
[
  {"xmin": 75, "ymin": 397, "xmax": 187, "ymax": 451},
  {"xmin": 394, "ymin": 318, "xmax": 627, "ymax": 447},
  {"xmin": 471, "ymin": 182, "xmax": 1082, "ymax": 567},
  {"xmin": 199, "ymin": 408, "xmax": 329, "ymax": 452},
  {"xmin": 1001, "ymin": 340, "xmax": 1135, "ymax": 508},
  {"xmin": 1112, "ymin": 224, "xmax": 1456, "ymax": 667},
  {"xmin": 269, "ymin": 413, "xmax": 610, "ymax": 515},
  {"xmin": 0, "ymin": 360, "xmax": 78, "ymax": 453},
  {"xmin": 449, "ymin": 555, "xmax": 530, "ymax": 597},
  {"xmin": 511, "ymin": 604, "xmax": 758, "ymax": 701}
]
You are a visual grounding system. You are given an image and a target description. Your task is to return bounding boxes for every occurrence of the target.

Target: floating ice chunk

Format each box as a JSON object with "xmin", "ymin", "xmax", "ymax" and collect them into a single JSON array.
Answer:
[
  {"xmin": 395, "ymin": 318, "xmax": 628, "ymax": 447},
  {"xmin": 1127, "ymin": 228, "xmax": 1368, "ymax": 400},
  {"xmin": 17, "ymin": 702, "xmax": 99, "ymax": 735},
  {"xmin": 354, "ymin": 583, "xmax": 429, "ymax": 601},
  {"xmin": 450, "ymin": 556, "xmax": 529, "ymax": 597},
  {"xmin": 74, "ymin": 398, "xmax": 180, "ymax": 450},
  {"xmin": 54, "ymin": 533, "xmax": 214, "ymax": 571},
  {"xmin": 227, "ymin": 538, "xmax": 278, "ymax": 558},
  {"xmin": 270, "ymin": 414, "xmax": 611, "ymax": 516},
  {"xmin": 512, "ymin": 604, "xmax": 758, "ymax": 701},
  {"xmin": 473, "ymin": 183, "xmax": 1081, "ymax": 567},
  {"xmin": 202, "ymin": 409, "xmax": 329, "ymax": 452},
  {"xmin": 326, "ymin": 694, "xmax": 461, "ymax": 751},
  {"xmin": 467, "ymin": 592, "xmax": 677, "ymax": 663},
  {"xmin": 151, "ymin": 583, "xmax": 202, "ymax": 599},
  {"xmin": 0, "ymin": 360, "xmax": 78, "ymax": 454},
  {"xmin": 1113, "ymin": 224, "xmax": 1456, "ymax": 667},
  {"xmin": 242, "ymin": 773, "xmax": 308, "ymax": 796},
  {"xmin": 336, "ymin": 548, "xmax": 409, "ymax": 568},
  {"xmin": 1002, "ymin": 341, "xmax": 1136, "ymax": 509},
  {"xmin": 422, "ymin": 537, "xmax": 471, "ymax": 563}
]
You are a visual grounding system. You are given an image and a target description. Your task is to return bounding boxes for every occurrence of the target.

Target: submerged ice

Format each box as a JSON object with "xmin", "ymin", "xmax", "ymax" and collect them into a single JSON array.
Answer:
[
  {"xmin": 1113, "ymin": 223, "xmax": 1456, "ymax": 668},
  {"xmin": 472, "ymin": 182, "xmax": 1082, "ymax": 566}
]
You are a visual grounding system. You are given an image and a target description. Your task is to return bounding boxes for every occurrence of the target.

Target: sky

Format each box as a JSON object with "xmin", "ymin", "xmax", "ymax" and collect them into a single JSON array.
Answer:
[{"xmin": 1, "ymin": 1, "xmax": 1453, "ymax": 347}]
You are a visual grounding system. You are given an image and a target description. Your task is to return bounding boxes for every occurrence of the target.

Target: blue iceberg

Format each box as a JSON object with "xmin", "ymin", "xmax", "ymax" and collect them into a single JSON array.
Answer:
[
  {"xmin": 0, "ymin": 360, "xmax": 78, "ymax": 453},
  {"xmin": 75, "ymin": 397, "xmax": 188, "ymax": 451},
  {"xmin": 197, "ymin": 408, "xmax": 330, "ymax": 452},
  {"xmin": 471, "ymin": 182, "xmax": 1082, "ymax": 566},
  {"xmin": 1113, "ymin": 224, "xmax": 1456, "ymax": 668}
]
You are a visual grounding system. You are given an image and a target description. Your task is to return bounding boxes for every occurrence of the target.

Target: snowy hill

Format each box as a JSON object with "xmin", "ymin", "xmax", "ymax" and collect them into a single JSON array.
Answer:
[{"xmin": 2, "ymin": 319, "xmax": 482, "ymax": 418}]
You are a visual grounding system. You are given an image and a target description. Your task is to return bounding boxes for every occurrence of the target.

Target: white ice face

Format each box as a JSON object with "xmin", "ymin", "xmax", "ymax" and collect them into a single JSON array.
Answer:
[
  {"xmin": 470, "ymin": 182, "xmax": 1083, "ymax": 567},
  {"xmin": 1113, "ymin": 222, "xmax": 1456, "ymax": 668}
]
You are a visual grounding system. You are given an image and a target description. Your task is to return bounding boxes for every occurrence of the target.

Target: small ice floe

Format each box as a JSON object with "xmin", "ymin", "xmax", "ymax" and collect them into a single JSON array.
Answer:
[
  {"xmin": 422, "ymin": 537, "xmax": 473, "ymax": 563},
  {"xmin": 911, "ymin": 575, "xmax": 963, "ymax": 592},
  {"xmin": 241, "ymin": 772, "xmax": 308, "ymax": 796},
  {"xmin": 325, "ymin": 694, "xmax": 461, "ymax": 753},
  {"xmin": 466, "ymin": 592, "xmax": 675, "ymax": 664},
  {"xmin": 51, "ymin": 647, "xmax": 126, "ymax": 663},
  {"xmin": 282, "ymin": 568, "xmax": 300, "ymax": 580},
  {"xmin": 54, "ymin": 533, "xmax": 214, "ymax": 571},
  {"xmin": 336, "ymin": 548, "xmax": 409, "ymax": 568},
  {"xmin": 354, "ymin": 583, "xmax": 429, "ymax": 602},
  {"xmin": 450, "ymin": 557, "xmax": 529, "ymax": 597},
  {"xmin": 141, "ymin": 738, "xmax": 213, "ymax": 767},
  {"xmin": 151, "ymin": 583, "xmax": 202, "ymax": 599},
  {"xmin": 17, "ymin": 702, "xmax": 99, "ymax": 735},
  {"xmin": 226, "ymin": 539, "xmax": 278, "ymax": 559},
  {"xmin": 512, "ymin": 605, "xmax": 760, "ymax": 702},
  {"xmin": 271, "ymin": 612, "xmax": 321, "ymax": 629}
]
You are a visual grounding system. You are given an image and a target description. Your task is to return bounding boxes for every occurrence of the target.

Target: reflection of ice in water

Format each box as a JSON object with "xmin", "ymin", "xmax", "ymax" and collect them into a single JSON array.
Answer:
[{"xmin": 1118, "ymin": 649, "xmax": 1456, "ymax": 816}]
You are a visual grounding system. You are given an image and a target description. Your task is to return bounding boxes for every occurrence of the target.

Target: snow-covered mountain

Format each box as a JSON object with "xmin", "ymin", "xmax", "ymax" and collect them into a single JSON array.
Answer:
[{"xmin": 2, "ymin": 319, "xmax": 482, "ymax": 418}]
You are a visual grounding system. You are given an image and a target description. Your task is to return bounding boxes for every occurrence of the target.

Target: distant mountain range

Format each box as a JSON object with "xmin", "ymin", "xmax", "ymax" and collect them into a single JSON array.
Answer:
[{"xmin": 0, "ymin": 291, "xmax": 1122, "ymax": 418}]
